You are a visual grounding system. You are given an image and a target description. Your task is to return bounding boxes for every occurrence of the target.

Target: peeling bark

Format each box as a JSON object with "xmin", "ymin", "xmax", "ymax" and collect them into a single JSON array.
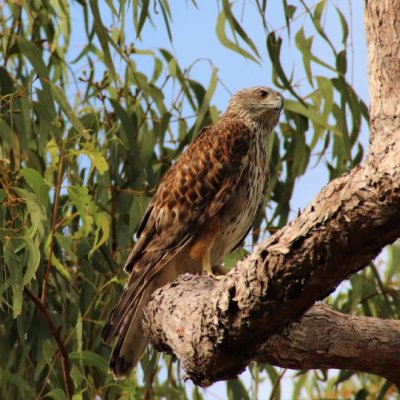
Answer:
[{"xmin": 143, "ymin": 0, "xmax": 400, "ymax": 387}]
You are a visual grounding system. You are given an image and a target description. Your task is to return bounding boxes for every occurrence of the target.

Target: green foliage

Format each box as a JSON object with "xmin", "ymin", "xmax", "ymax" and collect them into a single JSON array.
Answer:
[{"xmin": 0, "ymin": 1, "xmax": 398, "ymax": 399}]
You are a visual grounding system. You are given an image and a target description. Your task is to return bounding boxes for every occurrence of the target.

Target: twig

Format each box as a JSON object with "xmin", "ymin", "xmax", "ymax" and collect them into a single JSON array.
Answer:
[
  {"xmin": 41, "ymin": 150, "xmax": 64, "ymax": 302},
  {"xmin": 36, "ymin": 365, "xmax": 53, "ymax": 400},
  {"xmin": 268, "ymin": 368, "xmax": 287, "ymax": 400},
  {"xmin": 54, "ymin": 211, "xmax": 79, "ymax": 231},
  {"xmin": 24, "ymin": 287, "xmax": 73, "ymax": 399}
]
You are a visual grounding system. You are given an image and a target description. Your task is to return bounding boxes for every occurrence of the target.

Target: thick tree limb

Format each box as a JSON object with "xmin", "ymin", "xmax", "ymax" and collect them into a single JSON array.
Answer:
[
  {"xmin": 143, "ymin": 0, "xmax": 400, "ymax": 387},
  {"xmin": 257, "ymin": 304, "xmax": 400, "ymax": 385},
  {"xmin": 145, "ymin": 283, "xmax": 400, "ymax": 384}
]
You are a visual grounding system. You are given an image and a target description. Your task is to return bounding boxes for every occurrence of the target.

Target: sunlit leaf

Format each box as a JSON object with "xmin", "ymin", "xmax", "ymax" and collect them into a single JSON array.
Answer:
[
  {"xmin": 4, "ymin": 239, "xmax": 23, "ymax": 317},
  {"xmin": 43, "ymin": 388, "xmax": 68, "ymax": 400},
  {"xmin": 16, "ymin": 37, "xmax": 49, "ymax": 79},
  {"xmin": 336, "ymin": 7, "xmax": 349, "ymax": 44},
  {"xmin": 216, "ymin": 10, "xmax": 259, "ymax": 64},
  {"xmin": 222, "ymin": 0, "xmax": 260, "ymax": 59},
  {"xmin": 88, "ymin": 148, "xmax": 109, "ymax": 175},
  {"xmin": 89, "ymin": 211, "xmax": 110, "ymax": 257},
  {"xmin": 136, "ymin": 0, "xmax": 150, "ymax": 38},
  {"xmin": 48, "ymin": 82, "xmax": 91, "ymax": 140},
  {"xmin": 44, "ymin": 234, "xmax": 71, "ymax": 280},
  {"xmin": 67, "ymin": 186, "xmax": 94, "ymax": 235},
  {"xmin": 193, "ymin": 68, "xmax": 218, "ymax": 135},
  {"xmin": 267, "ymin": 32, "xmax": 305, "ymax": 105},
  {"xmin": 89, "ymin": 0, "xmax": 117, "ymax": 80},
  {"xmin": 76, "ymin": 312, "xmax": 83, "ymax": 353},
  {"xmin": 20, "ymin": 168, "xmax": 50, "ymax": 206},
  {"xmin": 284, "ymin": 99, "xmax": 341, "ymax": 136}
]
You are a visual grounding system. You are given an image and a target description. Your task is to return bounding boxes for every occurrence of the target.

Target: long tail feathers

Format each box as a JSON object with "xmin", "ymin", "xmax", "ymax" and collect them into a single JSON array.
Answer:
[
  {"xmin": 102, "ymin": 247, "xmax": 186, "ymax": 379},
  {"xmin": 106, "ymin": 288, "xmax": 151, "ymax": 379}
]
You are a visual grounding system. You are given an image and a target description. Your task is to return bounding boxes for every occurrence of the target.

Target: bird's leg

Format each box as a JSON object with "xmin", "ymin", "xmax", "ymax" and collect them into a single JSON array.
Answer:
[
  {"xmin": 202, "ymin": 251, "xmax": 224, "ymax": 280},
  {"xmin": 202, "ymin": 250, "xmax": 213, "ymax": 276},
  {"xmin": 212, "ymin": 264, "xmax": 227, "ymax": 276}
]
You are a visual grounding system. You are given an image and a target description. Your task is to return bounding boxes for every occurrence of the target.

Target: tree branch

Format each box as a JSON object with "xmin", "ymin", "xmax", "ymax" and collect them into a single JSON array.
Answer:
[
  {"xmin": 257, "ymin": 304, "xmax": 400, "ymax": 386},
  {"xmin": 24, "ymin": 288, "xmax": 73, "ymax": 399},
  {"xmin": 143, "ymin": 0, "xmax": 400, "ymax": 387},
  {"xmin": 146, "ymin": 290, "xmax": 400, "ymax": 385}
]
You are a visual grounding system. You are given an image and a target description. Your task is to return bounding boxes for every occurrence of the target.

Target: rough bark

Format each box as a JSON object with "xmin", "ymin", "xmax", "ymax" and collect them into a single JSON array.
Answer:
[
  {"xmin": 257, "ymin": 304, "xmax": 400, "ymax": 384},
  {"xmin": 145, "ymin": 282, "xmax": 400, "ymax": 384},
  {"xmin": 143, "ymin": 0, "xmax": 400, "ymax": 387}
]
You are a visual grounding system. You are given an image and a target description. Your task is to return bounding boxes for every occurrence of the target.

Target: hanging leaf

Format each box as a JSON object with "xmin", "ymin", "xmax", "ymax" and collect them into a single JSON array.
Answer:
[
  {"xmin": 216, "ymin": 10, "xmax": 259, "ymax": 64},
  {"xmin": 89, "ymin": 212, "xmax": 110, "ymax": 257},
  {"xmin": 48, "ymin": 82, "xmax": 91, "ymax": 140}
]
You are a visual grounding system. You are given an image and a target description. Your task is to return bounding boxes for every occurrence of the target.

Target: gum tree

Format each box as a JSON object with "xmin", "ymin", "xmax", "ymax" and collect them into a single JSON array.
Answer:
[{"xmin": 1, "ymin": 1, "xmax": 399, "ymax": 399}]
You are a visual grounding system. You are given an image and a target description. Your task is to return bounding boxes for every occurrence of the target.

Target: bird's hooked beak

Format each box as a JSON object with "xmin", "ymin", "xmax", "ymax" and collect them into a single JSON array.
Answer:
[{"xmin": 272, "ymin": 94, "xmax": 284, "ymax": 112}]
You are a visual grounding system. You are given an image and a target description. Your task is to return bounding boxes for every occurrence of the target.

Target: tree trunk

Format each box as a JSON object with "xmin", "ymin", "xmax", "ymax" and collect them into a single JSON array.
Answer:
[{"xmin": 143, "ymin": 0, "xmax": 400, "ymax": 387}]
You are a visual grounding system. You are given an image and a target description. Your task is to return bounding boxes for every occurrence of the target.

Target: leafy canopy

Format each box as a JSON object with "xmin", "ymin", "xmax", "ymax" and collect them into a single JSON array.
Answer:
[{"xmin": 0, "ymin": 1, "xmax": 398, "ymax": 399}]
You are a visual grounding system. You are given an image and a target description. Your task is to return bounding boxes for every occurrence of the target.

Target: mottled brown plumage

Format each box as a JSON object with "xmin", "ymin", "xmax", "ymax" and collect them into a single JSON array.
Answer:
[{"xmin": 102, "ymin": 86, "xmax": 284, "ymax": 378}]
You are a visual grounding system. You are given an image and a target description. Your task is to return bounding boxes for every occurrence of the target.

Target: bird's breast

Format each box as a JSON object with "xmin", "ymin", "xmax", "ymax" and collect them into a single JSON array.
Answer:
[{"xmin": 211, "ymin": 134, "xmax": 269, "ymax": 264}]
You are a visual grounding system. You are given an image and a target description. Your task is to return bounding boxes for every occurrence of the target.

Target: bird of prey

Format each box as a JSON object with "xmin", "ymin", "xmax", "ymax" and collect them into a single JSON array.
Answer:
[{"xmin": 102, "ymin": 86, "xmax": 284, "ymax": 379}]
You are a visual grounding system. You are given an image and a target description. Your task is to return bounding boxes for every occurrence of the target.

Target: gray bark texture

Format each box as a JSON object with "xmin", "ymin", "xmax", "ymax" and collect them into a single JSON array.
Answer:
[{"xmin": 143, "ymin": 0, "xmax": 400, "ymax": 387}]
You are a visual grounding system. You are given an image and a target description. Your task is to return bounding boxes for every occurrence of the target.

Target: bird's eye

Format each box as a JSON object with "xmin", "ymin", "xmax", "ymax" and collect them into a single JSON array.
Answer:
[{"xmin": 259, "ymin": 90, "xmax": 269, "ymax": 98}]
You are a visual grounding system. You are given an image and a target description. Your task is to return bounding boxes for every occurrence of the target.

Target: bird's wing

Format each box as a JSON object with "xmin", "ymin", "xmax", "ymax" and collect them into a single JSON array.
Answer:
[{"xmin": 102, "ymin": 118, "xmax": 253, "ymax": 342}]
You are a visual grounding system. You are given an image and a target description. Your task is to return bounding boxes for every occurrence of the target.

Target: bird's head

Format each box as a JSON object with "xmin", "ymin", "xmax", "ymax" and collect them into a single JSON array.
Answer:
[{"xmin": 224, "ymin": 86, "xmax": 284, "ymax": 130}]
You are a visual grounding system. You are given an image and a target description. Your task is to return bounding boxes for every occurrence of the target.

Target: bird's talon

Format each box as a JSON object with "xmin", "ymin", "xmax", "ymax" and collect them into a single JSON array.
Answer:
[{"xmin": 203, "ymin": 270, "xmax": 224, "ymax": 280}]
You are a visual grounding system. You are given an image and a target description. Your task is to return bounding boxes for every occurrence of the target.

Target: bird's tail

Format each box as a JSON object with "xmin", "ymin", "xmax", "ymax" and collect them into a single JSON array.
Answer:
[
  {"xmin": 102, "ymin": 248, "xmax": 185, "ymax": 379},
  {"xmin": 107, "ymin": 287, "xmax": 151, "ymax": 379}
]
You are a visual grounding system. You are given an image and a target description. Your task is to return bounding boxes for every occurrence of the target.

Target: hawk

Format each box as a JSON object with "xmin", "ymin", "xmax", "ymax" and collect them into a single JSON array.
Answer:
[{"xmin": 102, "ymin": 86, "xmax": 284, "ymax": 378}]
